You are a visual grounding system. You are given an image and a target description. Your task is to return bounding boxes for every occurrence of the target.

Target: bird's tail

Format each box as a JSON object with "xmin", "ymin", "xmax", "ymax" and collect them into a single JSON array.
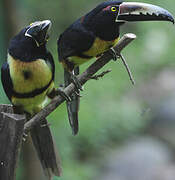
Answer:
[
  {"xmin": 30, "ymin": 118, "xmax": 61, "ymax": 179},
  {"xmin": 64, "ymin": 67, "xmax": 80, "ymax": 135}
]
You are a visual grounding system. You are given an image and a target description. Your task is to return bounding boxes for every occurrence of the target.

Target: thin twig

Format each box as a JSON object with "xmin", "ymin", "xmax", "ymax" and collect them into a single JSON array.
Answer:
[
  {"xmin": 120, "ymin": 53, "xmax": 135, "ymax": 85},
  {"xmin": 90, "ymin": 69, "xmax": 112, "ymax": 80},
  {"xmin": 24, "ymin": 33, "xmax": 137, "ymax": 134}
]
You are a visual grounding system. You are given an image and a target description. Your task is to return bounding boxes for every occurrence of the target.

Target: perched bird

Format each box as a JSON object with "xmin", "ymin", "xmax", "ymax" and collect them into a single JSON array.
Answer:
[
  {"xmin": 1, "ymin": 20, "xmax": 62, "ymax": 179},
  {"xmin": 57, "ymin": 1, "xmax": 174, "ymax": 135}
]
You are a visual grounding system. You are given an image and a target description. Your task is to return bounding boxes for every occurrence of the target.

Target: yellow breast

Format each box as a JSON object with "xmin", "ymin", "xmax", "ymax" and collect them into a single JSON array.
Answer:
[
  {"xmin": 68, "ymin": 37, "xmax": 120, "ymax": 67},
  {"xmin": 84, "ymin": 37, "xmax": 120, "ymax": 57},
  {"xmin": 11, "ymin": 81, "xmax": 55, "ymax": 115},
  {"xmin": 8, "ymin": 54, "xmax": 52, "ymax": 94}
]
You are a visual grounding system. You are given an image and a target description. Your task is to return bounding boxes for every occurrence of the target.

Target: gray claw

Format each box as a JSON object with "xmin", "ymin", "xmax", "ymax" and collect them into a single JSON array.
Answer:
[
  {"xmin": 40, "ymin": 123, "xmax": 51, "ymax": 128},
  {"xmin": 109, "ymin": 48, "xmax": 120, "ymax": 61},
  {"xmin": 23, "ymin": 132, "xmax": 28, "ymax": 141},
  {"xmin": 57, "ymin": 88, "xmax": 72, "ymax": 102},
  {"xmin": 74, "ymin": 91, "xmax": 82, "ymax": 97},
  {"xmin": 70, "ymin": 73, "xmax": 83, "ymax": 91}
]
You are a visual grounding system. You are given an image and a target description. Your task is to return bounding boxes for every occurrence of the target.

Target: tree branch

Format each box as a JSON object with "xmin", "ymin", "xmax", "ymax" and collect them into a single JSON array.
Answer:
[
  {"xmin": 24, "ymin": 33, "xmax": 136, "ymax": 134},
  {"xmin": 90, "ymin": 69, "xmax": 112, "ymax": 80}
]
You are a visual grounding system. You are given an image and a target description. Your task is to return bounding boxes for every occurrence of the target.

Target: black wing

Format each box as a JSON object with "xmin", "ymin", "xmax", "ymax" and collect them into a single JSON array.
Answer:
[
  {"xmin": 57, "ymin": 19, "xmax": 95, "ymax": 61},
  {"xmin": 1, "ymin": 61, "xmax": 13, "ymax": 101}
]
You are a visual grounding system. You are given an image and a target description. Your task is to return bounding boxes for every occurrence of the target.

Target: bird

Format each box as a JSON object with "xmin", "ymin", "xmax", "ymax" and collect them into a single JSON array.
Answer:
[
  {"xmin": 57, "ymin": 1, "xmax": 174, "ymax": 135},
  {"xmin": 1, "ymin": 20, "xmax": 63, "ymax": 179}
]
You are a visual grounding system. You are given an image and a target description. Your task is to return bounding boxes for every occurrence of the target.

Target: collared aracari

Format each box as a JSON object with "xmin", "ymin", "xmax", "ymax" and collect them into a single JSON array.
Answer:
[
  {"xmin": 57, "ymin": 1, "xmax": 174, "ymax": 135},
  {"xmin": 1, "ymin": 20, "xmax": 62, "ymax": 179}
]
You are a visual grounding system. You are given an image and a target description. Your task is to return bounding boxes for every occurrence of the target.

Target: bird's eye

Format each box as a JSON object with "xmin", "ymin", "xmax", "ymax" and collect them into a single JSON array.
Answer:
[
  {"xmin": 111, "ymin": 7, "xmax": 117, "ymax": 12},
  {"xmin": 30, "ymin": 23, "xmax": 33, "ymax": 26}
]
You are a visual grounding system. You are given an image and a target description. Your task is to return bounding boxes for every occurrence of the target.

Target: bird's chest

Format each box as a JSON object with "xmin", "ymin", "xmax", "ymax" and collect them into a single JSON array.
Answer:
[
  {"xmin": 8, "ymin": 55, "xmax": 52, "ymax": 93},
  {"xmin": 84, "ymin": 37, "xmax": 119, "ymax": 57},
  {"xmin": 68, "ymin": 37, "xmax": 120, "ymax": 68}
]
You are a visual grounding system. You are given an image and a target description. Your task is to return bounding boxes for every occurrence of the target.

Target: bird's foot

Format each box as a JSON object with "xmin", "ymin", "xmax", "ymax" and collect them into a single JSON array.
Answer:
[
  {"xmin": 70, "ymin": 72, "xmax": 84, "ymax": 93},
  {"xmin": 74, "ymin": 90, "xmax": 82, "ymax": 97},
  {"xmin": 56, "ymin": 87, "xmax": 72, "ymax": 101},
  {"xmin": 40, "ymin": 123, "xmax": 51, "ymax": 128},
  {"xmin": 109, "ymin": 48, "xmax": 120, "ymax": 61},
  {"xmin": 22, "ymin": 132, "xmax": 28, "ymax": 141}
]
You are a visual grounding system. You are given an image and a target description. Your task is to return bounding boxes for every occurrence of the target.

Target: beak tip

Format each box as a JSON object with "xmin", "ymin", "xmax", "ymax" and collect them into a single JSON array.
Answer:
[
  {"xmin": 41, "ymin": 20, "xmax": 52, "ymax": 31},
  {"xmin": 43, "ymin": 20, "xmax": 52, "ymax": 26},
  {"xmin": 171, "ymin": 18, "xmax": 175, "ymax": 24},
  {"xmin": 167, "ymin": 16, "xmax": 174, "ymax": 24},
  {"xmin": 165, "ymin": 12, "xmax": 174, "ymax": 24}
]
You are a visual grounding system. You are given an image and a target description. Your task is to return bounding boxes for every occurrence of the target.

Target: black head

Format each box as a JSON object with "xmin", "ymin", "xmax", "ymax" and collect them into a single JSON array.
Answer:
[
  {"xmin": 9, "ymin": 20, "xmax": 52, "ymax": 61},
  {"xmin": 25, "ymin": 20, "xmax": 51, "ymax": 47},
  {"xmin": 82, "ymin": 1, "xmax": 174, "ymax": 40},
  {"xmin": 83, "ymin": 1, "xmax": 123, "ymax": 40}
]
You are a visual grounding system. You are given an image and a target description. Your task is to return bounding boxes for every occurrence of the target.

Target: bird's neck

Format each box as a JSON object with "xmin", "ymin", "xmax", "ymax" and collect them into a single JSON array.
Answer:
[
  {"xmin": 9, "ymin": 38, "xmax": 47, "ymax": 62},
  {"xmin": 83, "ymin": 17, "xmax": 119, "ymax": 41},
  {"xmin": 94, "ymin": 23, "xmax": 119, "ymax": 41}
]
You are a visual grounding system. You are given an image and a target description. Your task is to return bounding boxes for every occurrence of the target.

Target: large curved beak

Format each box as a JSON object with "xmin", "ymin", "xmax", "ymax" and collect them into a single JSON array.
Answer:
[
  {"xmin": 117, "ymin": 2, "xmax": 174, "ymax": 23},
  {"xmin": 25, "ymin": 20, "xmax": 52, "ymax": 46}
]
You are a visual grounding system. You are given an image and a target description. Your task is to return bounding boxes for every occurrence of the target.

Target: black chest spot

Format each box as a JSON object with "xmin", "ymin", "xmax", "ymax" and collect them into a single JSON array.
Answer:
[{"xmin": 23, "ymin": 70, "xmax": 32, "ymax": 80}]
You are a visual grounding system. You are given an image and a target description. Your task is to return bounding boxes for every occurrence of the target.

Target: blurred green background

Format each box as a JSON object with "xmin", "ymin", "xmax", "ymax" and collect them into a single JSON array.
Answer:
[{"xmin": 1, "ymin": 0, "xmax": 175, "ymax": 180}]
